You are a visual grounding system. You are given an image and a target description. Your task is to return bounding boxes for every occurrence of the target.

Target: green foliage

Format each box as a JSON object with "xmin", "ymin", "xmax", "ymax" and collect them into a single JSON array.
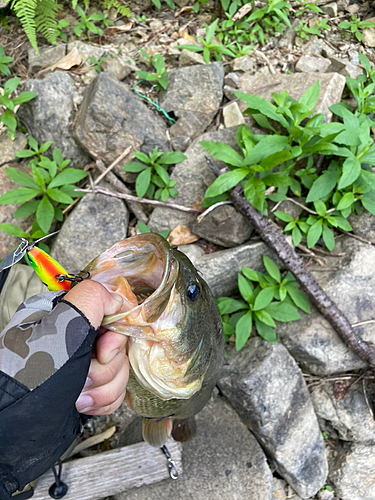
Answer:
[
  {"xmin": 136, "ymin": 52, "xmax": 169, "ymax": 91},
  {"xmin": 151, "ymin": 0, "xmax": 175, "ymax": 9},
  {"xmin": 339, "ymin": 15, "xmax": 375, "ymax": 42},
  {"xmin": 295, "ymin": 0, "xmax": 322, "ymax": 16},
  {"xmin": 100, "ymin": 0, "xmax": 131, "ymax": 17},
  {"xmin": 54, "ymin": 18, "xmax": 70, "ymax": 42},
  {"xmin": 217, "ymin": 255, "xmax": 310, "ymax": 350},
  {"xmin": 136, "ymin": 221, "xmax": 170, "ymax": 239},
  {"xmin": 295, "ymin": 17, "xmax": 331, "ymax": 40},
  {"xmin": 345, "ymin": 53, "xmax": 375, "ymax": 115},
  {"xmin": 192, "ymin": 0, "xmax": 208, "ymax": 13},
  {"xmin": 0, "ymin": 46, "xmax": 14, "ymax": 76},
  {"xmin": 88, "ymin": 54, "xmax": 108, "ymax": 72},
  {"xmin": 177, "ymin": 19, "xmax": 236, "ymax": 64},
  {"xmin": 73, "ymin": 6, "xmax": 113, "ymax": 37},
  {"xmin": 0, "ymin": 77, "xmax": 37, "ymax": 140},
  {"xmin": 0, "ymin": 138, "xmax": 88, "ymax": 239},
  {"xmin": 123, "ymin": 147, "xmax": 186, "ymax": 201}
]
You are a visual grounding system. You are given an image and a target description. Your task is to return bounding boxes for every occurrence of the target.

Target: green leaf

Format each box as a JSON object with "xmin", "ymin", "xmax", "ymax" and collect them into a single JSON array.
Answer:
[
  {"xmin": 46, "ymin": 188, "xmax": 73, "ymax": 204},
  {"xmin": 254, "ymin": 317, "xmax": 277, "ymax": 342},
  {"xmin": 361, "ymin": 196, "xmax": 375, "ymax": 216},
  {"xmin": 274, "ymin": 211, "xmax": 293, "ymax": 223},
  {"xmin": 15, "ymin": 150, "xmax": 37, "ymax": 158},
  {"xmin": 159, "ymin": 152, "xmax": 187, "ymax": 165},
  {"xmin": 255, "ymin": 309, "xmax": 276, "ymax": 327},
  {"xmin": 12, "ymin": 91, "xmax": 37, "ymax": 105},
  {"xmin": 243, "ymin": 177, "xmax": 266, "ymax": 212},
  {"xmin": 36, "ymin": 196, "xmax": 54, "ymax": 233},
  {"xmin": 205, "ymin": 169, "xmax": 249, "ymax": 198},
  {"xmin": 4, "ymin": 77, "xmax": 20, "ymax": 96},
  {"xmin": 31, "ymin": 165, "xmax": 45, "ymax": 190},
  {"xmin": 265, "ymin": 301, "xmax": 301, "ymax": 322},
  {"xmin": 241, "ymin": 267, "xmax": 262, "ymax": 282},
  {"xmin": 286, "ymin": 286, "xmax": 310, "ymax": 313},
  {"xmin": 261, "ymin": 172, "xmax": 291, "ymax": 187},
  {"xmin": 123, "ymin": 162, "xmax": 148, "ymax": 173},
  {"xmin": 217, "ymin": 297, "xmax": 247, "ymax": 314},
  {"xmin": 306, "ymin": 170, "xmax": 339, "ymax": 203},
  {"xmin": 322, "ymin": 224, "xmax": 335, "ymax": 251},
  {"xmin": 333, "ymin": 216, "xmax": 352, "ymax": 231},
  {"xmin": 136, "ymin": 167, "xmax": 152, "ymax": 198},
  {"xmin": 238, "ymin": 274, "xmax": 254, "ymax": 303},
  {"xmin": 206, "ymin": 18, "xmax": 219, "ymax": 44},
  {"xmin": 0, "ymin": 223, "xmax": 28, "ymax": 237},
  {"xmin": 263, "ymin": 255, "xmax": 280, "ymax": 282},
  {"xmin": 48, "ymin": 169, "xmax": 88, "ymax": 188},
  {"xmin": 13, "ymin": 200, "xmax": 40, "ymax": 219},
  {"xmin": 314, "ymin": 200, "xmax": 326, "ymax": 217},
  {"xmin": 299, "ymin": 80, "xmax": 320, "ymax": 110},
  {"xmin": 307, "ymin": 219, "xmax": 323, "ymax": 248},
  {"xmin": 39, "ymin": 141, "xmax": 52, "ymax": 153},
  {"xmin": 338, "ymin": 156, "xmax": 361, "ymax": 190},
  {"xmin": 200, "ymin": 141, "xmax": 245, "ymax": 167},
  {"xmin": 337, "ymin": 192, "xmax": 355, "ymax": 211},
  {"xmin": 5, "ymin": 167, "xmax": 40, "ymax": 189},
  {"xmin": 292, "ymin": 226, "xmax": 302, "ymax": 246},
  {"xmin": 1, "ymin": 110, "xmax": 17, "ymax": 135},
  {"xmin": 52, "ymin": 148, "xmax": 64, "ymax": 167},
  {"xmin": 235, "ymin": 311, "xmax": 253, "ymax": 351},
  {"xmin": 234, "ymin": 92, "xmax": 289, "ymax": 128},
  {"xmin": 243, "ymin": 135, "xmax": 289, "ymax": 166},
  {"xmin": 253, "ymin": 287, "xmax": 275, "ymax": 311},
  {"xmin": 137, "ymin": 221, "xmax": 151, "ymax": 233},
  {"xmin": 0, "ymin": 188, "xmax": 41, "ymax": 204}
]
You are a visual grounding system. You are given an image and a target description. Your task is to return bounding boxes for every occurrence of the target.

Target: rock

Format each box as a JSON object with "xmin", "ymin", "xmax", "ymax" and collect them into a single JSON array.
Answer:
[
  {"xmin": 362, "ymin": 21, "xmax": 375, "ymax": 48},
  {"xmin": 28, "ymin": 45, "xmax": 66, "ymax": 74},
  {"xmin": 273, "ymin": 198, "xmax": 305, "ymax": 223},
  {"xmin": 171, "ymin": 135, "xmax": 191, "ymax": 152},
  {"xmin": 278, "ymin": 18, "xmax": 299, "ymax": 49},
  {"xmin": 222, "ymin": 102, "xmax": 245, "ymax": 128},
  {"xmin": 232, "ymin": 55, "xmax": 254, "ymax": 73},
  {"xmin": 174, "ymin": 0, "xmax": 190, "ymax": 6},
  {"xmin": 113, "ymin": 393, "xmax": 274, "ymax": 500},
  {"xmin": 277, "ymin": 235, "xmax": 375, "ymax": 375},
  {"xmin": 160, "ymin": 62, "xmax": 224, "ymax": 139},
  {"xmin": 327, "ymin": 56, "xmax": 362, "ymax": 79},
  {"xmin": 0, "ymin": 131, "xmax": 27, "ymax": 167},
  {"xmin": 18, "ymin": 71, "xmax": 90, "ymax": 168},
  {"xmin": 274, "ymin": 478, "xmax": 289, "ymax": 499},
  {"xmin": 224, "ymin": 72, "xmax": 241, "ymax": 89},
  {"xmin": 223, "ymin": 84, "xmax": 237, "ymax": 100},
  {"xmin": 149, "ymin": 19, "xmax": 163, "ymax": 30},
  {"xmin": 330, "ymin": 442, "xmax": 375, "ymax": 500},
  {"xmin": 67, "ymin": 41, "xmax": 109, "ymax": 66},
  {"xmin": 0, "ymin": 164, "xmax": 35, "ymax": 259},
  {"xmin": 237, "ymin": 72, "xmax": 346, "ymax": 122},
  {"xmin": 349, "ymin": 210, "xmax": 375, "ymax": 242},
  {"xmin": 192, "ymin": 204, "xmax": 252, "ymax": 247},
  {"xmin": 295, "ymin": 55, "xmax": 331, "ymax": 73},
  {"xmin": 0, "ymin": 0, "xmax": 10, "ymax": 7},
  {"xmin": 218, "ymin": 338, "xmax": 328, "ymax": 499},
  {"xmin": 321, "ymin": 2, "xmax": 338, "ymax": 17},
  {"xmin": 101, "ymin": 55, "xmax": 138, "ymax": 80},
  {"xmin": 81, "ymin": 68, "xmax": 98, "ymax": 85},
  {"xmin": 179, "ymin": 49, "xmax": 205, "ymax": 67},
  {"xmin": 311, "ymin": 381, "xmax": 375, "ymax": 443},
  {"xmin": 51, "ymin": 191, "xmax": 128, "ymax": 270},
  {"xmin": 317, "ymin": 490, "xmax": 335, "ymax": 500},
  {"xmin": 73, "ymin": 72, "xmax": 167, "ymax": 177}
]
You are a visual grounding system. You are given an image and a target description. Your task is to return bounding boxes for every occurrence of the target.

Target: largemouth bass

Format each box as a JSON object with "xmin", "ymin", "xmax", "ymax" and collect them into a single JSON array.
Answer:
[{"xmin": 84, "ymin": 234, "xmax": 224, "ymax": 447}]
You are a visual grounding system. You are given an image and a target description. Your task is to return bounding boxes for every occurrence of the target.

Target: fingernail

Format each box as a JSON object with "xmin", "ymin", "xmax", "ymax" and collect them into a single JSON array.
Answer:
[
  {"xmin": 76, "ymin": 394, "xmax": 94, "ymax": 412},
  {"xmin": 83, "ymin": 377, "xmax": 93, "ymax": 390},
  {"xmin": 105, "ymin": 348, "xmax": 119, "ymax": 364}
]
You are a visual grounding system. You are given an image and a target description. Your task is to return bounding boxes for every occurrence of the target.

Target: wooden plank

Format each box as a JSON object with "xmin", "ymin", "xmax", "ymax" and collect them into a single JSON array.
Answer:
[{"xmin": 32, "ymin": 438, "xmax": 182, "ymax": 500}]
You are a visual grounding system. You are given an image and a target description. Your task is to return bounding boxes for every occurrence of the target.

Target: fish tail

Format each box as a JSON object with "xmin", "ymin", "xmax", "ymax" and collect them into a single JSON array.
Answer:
[
  {"xmin": 171, "ymin": 417, "xmax": 197, "ymax": 443},
  {"xmin": 142, "ymin": 417, "xmax": 172, "ymax": 448}
]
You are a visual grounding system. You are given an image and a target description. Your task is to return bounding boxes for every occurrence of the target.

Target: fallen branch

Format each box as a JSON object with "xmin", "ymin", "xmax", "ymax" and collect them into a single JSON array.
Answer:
[{"xmin": 206, "ymin": 158, "xmax": 375, "ymax": 369}]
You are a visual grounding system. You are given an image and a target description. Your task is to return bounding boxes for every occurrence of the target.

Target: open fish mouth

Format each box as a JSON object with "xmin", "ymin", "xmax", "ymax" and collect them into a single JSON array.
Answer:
[{"xmin": 84, "ymin": 234, "xmax": 205, "ymax": 401}]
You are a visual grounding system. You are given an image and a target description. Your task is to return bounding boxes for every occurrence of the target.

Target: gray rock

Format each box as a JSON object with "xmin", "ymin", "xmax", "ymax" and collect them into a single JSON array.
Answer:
[
  {"xmin": 28, "ymin": 45, "xmax": 66, "ymax": 74},
  {"xmin": 311, "ymin": 381, "xmax": 375, "ymax": 443},
  {"xmin": 327, "ymin": 56, "xmax": 362, "ymax": 79},
  {"xmin": 277, "ymin": 235, "xmax": 375, "ymax": 375},
  {"xmin": 51, "ymin": 191, "xmax": 128, "ymax": 270},
  {"xmin": 321, "ymin": 1, "xmax": 338, "ymax": 17},
  {"xmin": 18, "ymin": 71, "xmax": 90, "ymax": 168},
  {"xmin": 67, "ymin": 41, "xmax": 108, "ymax": 66},
  {"xmin": 295, "ymin": 55, "xmax": 331, "ymax": 73},
  {"xmin": 171, "ymin": 135, "xmax": 191, "ymax": 152},
  {"xmin": 330, "ymin": 442, "xmax": 375, "ymax": 500},
  {"xmin": 232, "ymin": 55, "xmax": 254, "ymax": 73},
  {"xmin": 160, "ymin": 62, "xmax": 224, "ymax": 139},
  {"xmin": 349, "ymin": 210, "xmax": 375, "ymax": 242},
  {"xmin": 278, "ymin": 19, "xmax": 299, "ymax": 49},
  {"xmin": 223, "ymin": 101, "xmax": 245, "ymax": 127},
  {"xmin": 101, "ymin": 55, "xmax": 138, "ymax": 80},
  {"xmin": 362, "ymin": 18, "xmax": 375, "ymax": 48},
  {"xmin": 223, "ymin": 84, "xmax": 237, "ymax": 100},
  {"xmin": 218, "ymin": 338, "xmax": 328, "ymax": 499},
  {"xmin": 317, "ymin": 490, "xmax": 335, "ymax": 500},
  {"xmin": 114, "ymin": 393, "xmax": 274, "ymax": 500},
  {"xmin": 237, "ymin": 72, "xmax": 346, "ymax": 122},
  {"xmin": 0, "ymin": 131, "xmax": 27, "ymax": 167},
  {"xmin": 81, "ymin": 68, "xmax": 98, "ymax": 85},
  {"xmin": 73, "ymin": 72, "xmax": 168, "ymax": 176},
  {"xmin": 224, "ymin": 72, "xmax": 241, "ymax": 89},
  {"xmin": 179, "ymin": 49, "xmax": 205, "ymax": 67},
  {"xmin": 192, "ymin": 204, "xmax": 252, "ymax": 247}
]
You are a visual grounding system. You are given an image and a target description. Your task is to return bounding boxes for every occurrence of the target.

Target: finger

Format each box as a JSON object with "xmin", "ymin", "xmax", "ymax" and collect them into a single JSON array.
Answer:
[
  {"xmin": 86, "ymin": 347, "xmax": 127, "ymax": 388},
  {"xmin": 82, "ymin": 389, "xmax": 127, "ymax": 416},
  {"xmin": 95, "ymin": 329, "xmax": 128, "ymax": 365}
]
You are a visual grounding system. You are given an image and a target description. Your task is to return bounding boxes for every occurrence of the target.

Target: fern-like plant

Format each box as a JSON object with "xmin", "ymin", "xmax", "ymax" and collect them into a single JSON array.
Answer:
[{"xmin": 101, "ymin": 0, "xmax": 131, "ymax": 17}]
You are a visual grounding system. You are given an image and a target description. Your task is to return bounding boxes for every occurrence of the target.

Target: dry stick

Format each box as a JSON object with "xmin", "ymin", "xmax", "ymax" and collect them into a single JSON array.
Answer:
[
  {"xmin": 94, "ymin": 147, "xmax": 132, "ymax": 186},
  {"xmin": 95, "ymin": 159, "xmax": 148, "ymax": 224},
  {"xmin": 206, "ymin": 159, "xmax": 375, "ymax": 369}
]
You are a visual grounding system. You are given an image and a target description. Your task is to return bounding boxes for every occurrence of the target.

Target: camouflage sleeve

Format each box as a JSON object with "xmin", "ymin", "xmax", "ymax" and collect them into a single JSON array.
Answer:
[{"xmin": 0, "ymin": 291, "xmax": 96, "ymax": 390}]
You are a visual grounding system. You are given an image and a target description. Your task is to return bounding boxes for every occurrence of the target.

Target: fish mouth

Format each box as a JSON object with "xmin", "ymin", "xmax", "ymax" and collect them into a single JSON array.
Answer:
[{"xmin": 84, "ymin": 234, "xmax": 204, "ymax": 401}]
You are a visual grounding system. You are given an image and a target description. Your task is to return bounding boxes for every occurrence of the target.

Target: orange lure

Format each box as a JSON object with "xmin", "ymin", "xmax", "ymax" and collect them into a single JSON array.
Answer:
[{"xmin": 26, "ymin": 246, "xmax": 71, "ymax": 292}]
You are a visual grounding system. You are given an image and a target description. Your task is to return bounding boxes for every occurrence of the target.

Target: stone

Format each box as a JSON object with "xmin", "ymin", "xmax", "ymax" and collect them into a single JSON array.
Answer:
[
  {"xmin": 311, "ymin": 381, "xmax": 375, "ymax": 443},
  {"xmin": 81, "ymin": 68, "xmax": 98, "ymax": 85},
  {"xmin": 113, "ymin": 393, "xmax": 274, "ymax": 500},
  {"xmin": 232, "ymin": 54, "xmax": 254, "ymax": 73},
  {"xmin": 237, "ymin": 72, "xmax": 346, "ymax": 123},
  {"xmin": 329, "ymin": 442, "xmax": 375, "ymax": 500},
  {"xmin": 277, "ymin": 235, "xmax": 375, "ymax": 375},
  {"xmin": 278, "ymin": 19, "xmax": 299, "ymax": 49},
  {"xmin": 218, "ymin": 338, "xmax": 328, "ymax": 499},
  {"xmin": 149, "ymin": 19, "xmax": 163, "ymax": 30},
  {"xmin": 327, "ymin": 56, "xmax": 362, "ymax": 79},
  {"xmin": 171, "ymin": 135, "xmax": 191, "ymax": 152},
  {"xmin": 295, "ymin": 55, "xmax": 331, "ymax": 73},
  {"xmin": 51, "ymin": 191, "xmax": 128, "ymax": 271},
  {"xmin": 223, "ymin": 85, "xmax": 237, "ymax": 100},
  {"xmin": 67, "ymin": 41, "xmax": 110, "ymax": 66},
  {"xmin": 178, "ymin": 49, "xmax": 205, "ymax": 67},
  {"xmin": 222, "ymin": 102, "xmax": 245, "ymax": 128},
  {"xmin": 73, "ymin": 72, "xmax": 168, "ymax": 177},
  {"xmin": 101, "ymin": 55, "xmax": 138, "ymax": 80},
  {"xmin": 0, "ymin": 164, "xmax": 35, "ymax": 259},
  {"xmin": 317, "ymin": 490, "xmax": 335, "ymax": 500},
  {"xmin": 224, "ymin": 72, "xmax": 241, "ymax": 89},
  {"xmin": 160, "ymin": 62, "xmax": 224, "ymax": 139},
  {"xmin": 362, "ymin": 21, "xmax": 375, "ymax": 48},
  {"xmin": 174, "ymin": 0, "xmax": 190, "ymax": 6},
  {"xmin": 321, "ymin": 1, "xmax": 338, "ymax": 17},
  {"xmin": 28, "ymin": 45, "xmax": 66, "ymax": 74},
  {"xmin": 18, "ymin": 71, "xmax": 90, "ymax": 169},
  {"xmin": 192, "ymin": 204, "xmax": 252, "ymax": 247},
  {"xmin": 0, "ymin": 131, "xmax": 27, "ymax": 167}
]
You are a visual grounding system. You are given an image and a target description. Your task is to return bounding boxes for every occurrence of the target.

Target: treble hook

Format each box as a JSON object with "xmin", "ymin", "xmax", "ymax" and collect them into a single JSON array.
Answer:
[{"xmin": 160, "ymin": 445, "xmax": 179, "ymax": 480}]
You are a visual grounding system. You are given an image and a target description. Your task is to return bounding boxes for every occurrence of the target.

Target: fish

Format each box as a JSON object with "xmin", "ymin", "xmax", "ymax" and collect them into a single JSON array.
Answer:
[{"xmin": 83, "ymin": 233, "xmax": 224, "ymax": 447}]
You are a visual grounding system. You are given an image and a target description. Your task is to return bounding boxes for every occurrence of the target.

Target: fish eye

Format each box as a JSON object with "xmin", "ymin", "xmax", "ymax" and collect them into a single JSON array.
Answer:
[{"xmin": 187, "ymin": 284, "xmax": 200, "ymax": 301}]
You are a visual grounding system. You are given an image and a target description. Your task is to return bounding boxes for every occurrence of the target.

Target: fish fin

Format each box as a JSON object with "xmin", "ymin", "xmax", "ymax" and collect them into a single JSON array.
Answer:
[
  {"xmin": 142, "ymin": 417, "xmax": 172, "ymax": 448},
  {"xmin": 171, "ymin": 417, "xmax": 197, "ymax": 442}
]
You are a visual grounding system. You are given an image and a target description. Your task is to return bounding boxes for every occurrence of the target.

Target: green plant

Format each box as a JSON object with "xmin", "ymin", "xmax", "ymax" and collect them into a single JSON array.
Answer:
[
  {"xmin": 192, "ymin": 0, "xmax": 208, "ymax": 13},
  {"xmin": 151, "ymin": 0, "xmax": 175, "ymax": 9},
  {"xmin": 73, "ymin": 6, "xmax": 105, "ymax": 37},
  {"xmin": 0, "ymin": 78, "xmax": 37, "ymax": 140},
  {"xmin": 295, "ymin": 0, "xmax": 322, "ymax": 16},
  {"xmin": 0, "ymin": 138, "xmax": 88, "ymax": 239},
  {"xmin": 217, "ymin": 255, "xmax": 310, "ymax": 350},
  {"xmin": 245, "ymin": 0, "xmax": 292, "ymax": 46},
  {"xmin": 54, "ymin": 18, "xmax": 70, "ymax": 42},
  {"xmin": 123, "ymin": 147, "xmax": 186, "ymax": 200},
  {"xmin": 177, "ymin": 19, "xmax": 236, "ymax": 64},
  {"xmin": 339, "ymin": 15, "xmax": 375, "ymax": 42},
  {"xmin": 88, "ymin": 54, "xmax": 108, "ymax": 72},
  {"xmin": 137, "ymin": 221, "xmax": 170, "ymax": 239},
  {"xmin": 101, "ymin": 0, "xmax": 131, "ymax": 17},
  {"xmin": 136, "ymin": 52, "xmax": 168, "ymax": 91},
  {"xmin": 295, "ymin": 18, "xmax": 331, "ymax": 40},
  {"xmin": 343, "ymin": 54, "xmax": 375, "ymax": 116},
  {"xmin": 0, "ymin": 46, "xmax": 13, "ymax": 76},
  {"xmin": 319, "ymin": 483, "xmax": 333, "ymax": 493}
]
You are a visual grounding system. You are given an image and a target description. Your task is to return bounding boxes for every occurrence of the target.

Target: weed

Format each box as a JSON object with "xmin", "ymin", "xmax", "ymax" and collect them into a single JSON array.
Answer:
[
  {"xmin": 73, "ymin": 6, "xmax": 111, "ymax": 38},
  {"xmin": 0, "ymin": 45, "xmax": 13, "ymax": 77},
  {"xmin": 136, "ymin": 52, "xmax": 168, "ymax": 91},
  {"xmin": 88, "ymin": 54, "xmax": 108, "ymax": 73},
  {"xmin": 54, "ymin": 18, "xmax": 70, "ymax": 42},
  {"xmin": 295, "ymin": 18, "xmax": 331, "ymax": 40},
  {"xmin": 136, "ymin": 221, "xmax": 170, "ymax": 239},
  {"xmin": 339, "ymin": 15, "xmax": 375, "ymax": 42}
]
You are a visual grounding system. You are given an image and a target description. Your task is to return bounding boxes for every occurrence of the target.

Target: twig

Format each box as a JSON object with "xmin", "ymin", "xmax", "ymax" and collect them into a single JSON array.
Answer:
[
  {"xmin": 69, "ymin": 426, "xmax": 116, "ymax": 458},
  {"xmin": 272, "ymin": 197, "xmax": 340, "ymax": 215},
  {"xmin": 94, "ymin": 146, "xmax": 132, "ymax": 186},
  {"xmin": 76, "ymin": 186, "xmax": 202, "ymax": 213},
  {"xmin": 339, "ymin": 230, "xmax": 375, "ymax": 246},
  {"xmin": 363, "ymin": 379, "xmax": 374, "ymax": 419},
  {"xmin": 297, "ymin": 244, "xmax": 326, "ymax": 267},
  {"xmin": 254, "ymin": 49, "xmax": 276, "ymax": 75},
  {"xmin": 352, "ymin": 320, "xmax": 375, "ymax": 328},
  {"xmin": 197, "ymin": 201, "xmax": 233, "ymax": 223}
]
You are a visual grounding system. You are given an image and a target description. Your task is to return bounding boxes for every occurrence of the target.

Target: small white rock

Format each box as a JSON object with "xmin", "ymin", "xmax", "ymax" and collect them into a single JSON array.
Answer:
[{"xmin": 223, "ymin": 102, "xmax": 245, "ymax": 128}]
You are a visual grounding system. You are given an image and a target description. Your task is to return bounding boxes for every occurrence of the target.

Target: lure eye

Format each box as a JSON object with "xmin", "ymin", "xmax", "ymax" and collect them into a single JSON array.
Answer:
[{"xmin": 187, "ymin": 284, "xmax": 200, "ymax": 301}]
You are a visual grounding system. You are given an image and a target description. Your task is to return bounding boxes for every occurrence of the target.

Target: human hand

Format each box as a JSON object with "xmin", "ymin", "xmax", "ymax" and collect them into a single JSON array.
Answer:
[{"xmin": 64, "ymin": 280, "xmax": 129, "ymax": 415}]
